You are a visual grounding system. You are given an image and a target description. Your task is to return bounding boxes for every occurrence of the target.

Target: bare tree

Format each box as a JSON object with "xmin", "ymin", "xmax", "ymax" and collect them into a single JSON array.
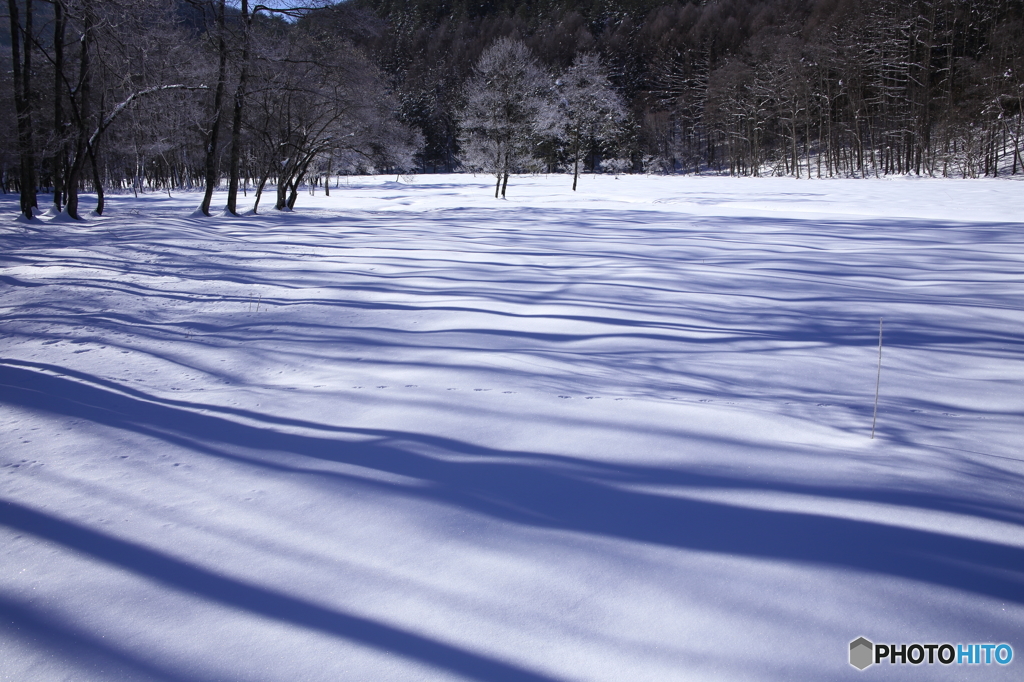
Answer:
[
  {"xmin": 243, "ymin": 23, "xmax": 416, "ymax": 213},
  {"xmin": 45, "ymin": 0, "xmax": 204, "ymax": 218},
  {"xmin": 226, "ymin": 1, "xmax": 328, "ymax": 215}
]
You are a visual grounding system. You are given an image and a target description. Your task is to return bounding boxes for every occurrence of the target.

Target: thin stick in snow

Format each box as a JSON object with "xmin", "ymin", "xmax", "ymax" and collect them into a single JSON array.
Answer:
[{"xmin": 871, "ymin": 317, "xmax": 883, "ymax": 439}]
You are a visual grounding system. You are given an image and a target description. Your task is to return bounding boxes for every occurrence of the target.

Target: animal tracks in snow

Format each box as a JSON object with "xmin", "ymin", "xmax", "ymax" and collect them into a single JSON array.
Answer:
[
  {"xmin": 337, "ymin": 383, "xmax": 637, "ymax": 402},
  {"xmin": 339, "ymin": 384, "xmax": 749, "ymax": 405}
]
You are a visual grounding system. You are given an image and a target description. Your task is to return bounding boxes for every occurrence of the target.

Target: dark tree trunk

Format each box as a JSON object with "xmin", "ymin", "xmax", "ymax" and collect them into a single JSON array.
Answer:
[
  {"xmin": 275, "ymin": 165, "xmax": 292, "ymax": 210},
  {"xmin": 280, "ymin": 152, "xmax": 315, "ymax": 210},
  {"xmin": 572, "ymin": 128, "xmax": 580, "ymax": 191},
  {"xmin": 52, "ymin": 0, "xmax": 66, "ymax": 212},
  {"xmin": 226, "ymin": 0, "xmax": 251, "ymax": 215},
  {"xmin": 200, "ymin": 0, "xmax": 229, "ymax": 216},
  {"xmin": 88, "ymin": 144, "xmax": 104, "ymax": 215},
  {"xmin": 8, "ymin": 0, "xmax": 37, "ymax": 218},
  {"xmin": 253, "ymin": 173, "xmax": 269, "ymax": 214},
  {"xmin": 65, "ymin": 4, "xmax": 94, "ymax": 221}
]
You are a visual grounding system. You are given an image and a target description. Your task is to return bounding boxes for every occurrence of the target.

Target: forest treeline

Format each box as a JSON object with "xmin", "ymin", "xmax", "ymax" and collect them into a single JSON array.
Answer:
[
  {"xmin": 358, "ymin": 0, "xmax": 1024, "ymax": 178},
  {"xmin": 2, "ymin": 0, "xmax": 1023, "ymax": 218}
]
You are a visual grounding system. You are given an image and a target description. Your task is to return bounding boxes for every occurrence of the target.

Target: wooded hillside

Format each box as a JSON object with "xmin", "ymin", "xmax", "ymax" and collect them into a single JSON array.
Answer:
[
  {"xmin": 2, "ymin": 0, "xmax": 1021, "ymax": 219},
  {"xmin": 350, "ymin": 0, "xmax": 1024, "ymax": 177}
]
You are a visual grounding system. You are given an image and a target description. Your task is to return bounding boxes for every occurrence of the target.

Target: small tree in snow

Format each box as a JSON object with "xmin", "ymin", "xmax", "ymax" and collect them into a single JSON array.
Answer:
[{"xmin": 459, "ymin": 38, "xmax": 555, "ymax": 198}]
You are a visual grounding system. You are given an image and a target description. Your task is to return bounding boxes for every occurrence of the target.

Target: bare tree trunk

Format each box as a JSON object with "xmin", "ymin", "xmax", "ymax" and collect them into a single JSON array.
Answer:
[
  {"xmin": 572, "ymin": 128, "xmax": 580, "ymax": 191},
  {"xmin": 65, "ymin": 4, "xmax": 93, "ymax": 221},
  {"xmin": 200, "ymin": 0, "xmax": 228, "ymax": 216},
  {"xmin": 52, "ymin": 0, "xmax": 66, "ymax": 212},
  {"xmin": 285, "ymin": 153, "xmax": 317, "ymax": 209},
  {"xmin": 275, "ymin": 164, "xmax": 292, "ymax": 210},
  {"xmin": 253, "ymin": 173, "xmax": 269, "ymax": 214},
  {"xmin": 23, "ymin": 0, "xmax": 35, "ymax": 209},
  {"xmin": 792, "ymin": 117, "xmax": 799, "ymax": 178},
  {"xmin": 1006, "ymin": 109, "xmax": 1023, "ymax": 174},
  {"xmin": 88, "ymin": 143, "xmax": 104, "ymax": 215},
  {"xmin": 226, "ymin": 0, "xmax": 251, "ymax": 215},
  {"xmin": 8, "ymin": 0, "xmax": 37, "ymax": 218}
]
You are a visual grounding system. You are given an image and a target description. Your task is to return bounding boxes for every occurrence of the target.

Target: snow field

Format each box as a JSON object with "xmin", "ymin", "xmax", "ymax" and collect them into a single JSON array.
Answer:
[{"xmin": 1, "ymin": 174, "xmax": 1023, "ymax": 681}]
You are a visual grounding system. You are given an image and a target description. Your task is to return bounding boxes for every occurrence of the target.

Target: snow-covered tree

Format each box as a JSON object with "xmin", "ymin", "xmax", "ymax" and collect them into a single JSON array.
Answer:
[
  {"xmin": 554, "ymin": 52, "xmax": 627, "ymax": 190},
  {"xmin": 459, "ymin": 38, "xmax": 555, "ymax": 198}
]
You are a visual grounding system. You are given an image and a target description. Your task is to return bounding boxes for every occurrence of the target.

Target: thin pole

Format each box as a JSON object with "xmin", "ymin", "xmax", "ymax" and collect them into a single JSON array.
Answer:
[{"xmin": 871, "ymin": 317, "xmax": 883, "ymax": 439}]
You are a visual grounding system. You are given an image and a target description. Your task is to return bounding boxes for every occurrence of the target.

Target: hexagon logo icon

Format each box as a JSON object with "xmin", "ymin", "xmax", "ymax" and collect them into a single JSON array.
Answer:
[{"xmin": 850, "ymin": 637, "xmax": 874, "ymax": 670}]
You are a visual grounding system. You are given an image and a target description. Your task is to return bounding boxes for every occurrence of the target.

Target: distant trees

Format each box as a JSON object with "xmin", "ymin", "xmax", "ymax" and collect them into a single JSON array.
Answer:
[
  {"xmin": 647, "ymin": 0, "xmax": 1024, "ymax": 178},
  {"xmin": 353, "ymin": 0, "xmax": 1024, "ymax": 179},
  {"xmin": 3, "ymin": 0, "xmax": 1024, "ymax": 210}
]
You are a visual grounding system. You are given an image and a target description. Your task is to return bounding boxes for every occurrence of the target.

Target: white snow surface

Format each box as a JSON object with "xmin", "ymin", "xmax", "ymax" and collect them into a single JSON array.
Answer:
[{"xmin": 1, "ymin": 174, "xmax": 1023, "ymax": 681}]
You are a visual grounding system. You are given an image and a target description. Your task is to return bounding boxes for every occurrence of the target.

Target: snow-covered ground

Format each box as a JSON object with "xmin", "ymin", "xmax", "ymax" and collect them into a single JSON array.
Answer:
[{"xmin": 2, "ymin": 174, "xmax": 1022, "ymax": 681}]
